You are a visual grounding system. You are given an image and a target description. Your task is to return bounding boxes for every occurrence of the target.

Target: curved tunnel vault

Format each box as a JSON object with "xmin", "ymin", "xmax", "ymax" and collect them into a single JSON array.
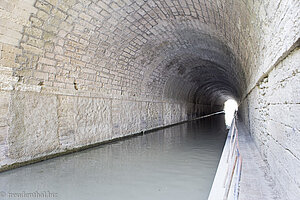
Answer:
[
  {"xmin": 1, "ymin": 0, "xmax": 256, "ymax": 169},
  {"xmin": 14, "ymin": 0, "xmax": 250, "ymax": 106},
  {"xmin": 125, "ymin": 21, "xmax": 246, "ymax": 106},
  {"xmin": 1, "ymin": 1, "xmax": 299, "ymax": 197}
]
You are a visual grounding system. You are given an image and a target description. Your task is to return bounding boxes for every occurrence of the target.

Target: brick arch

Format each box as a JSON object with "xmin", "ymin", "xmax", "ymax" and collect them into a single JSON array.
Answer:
[{"xmin": 13, "ymin": 0, "xmax": 253, "ymax": 102}]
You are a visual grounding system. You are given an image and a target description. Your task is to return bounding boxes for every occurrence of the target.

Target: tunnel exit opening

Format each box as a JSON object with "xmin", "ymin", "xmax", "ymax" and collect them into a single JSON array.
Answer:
[{"xmin": 223, "ymin": 99, "xmax": 238, "ymax": 128}]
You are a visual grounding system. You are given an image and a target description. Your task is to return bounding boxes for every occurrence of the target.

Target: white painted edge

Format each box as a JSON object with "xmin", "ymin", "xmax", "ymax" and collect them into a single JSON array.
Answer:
[{"xmin": 208, "ymin": 129, "xmax": 232, "ymax": 200}]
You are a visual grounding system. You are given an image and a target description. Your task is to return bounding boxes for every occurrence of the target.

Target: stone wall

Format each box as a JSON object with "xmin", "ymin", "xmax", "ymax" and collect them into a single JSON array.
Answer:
[
  {"xmin": 240, "ymin": 47, "xmax": 300, "ymax": 199},
  {"xmin": 239, "ymin": 0, "xmax": 300, "ymax": 199},
  {"xmin": 1, "ymin": 88, "xmax": 215, "ymax": 169}
]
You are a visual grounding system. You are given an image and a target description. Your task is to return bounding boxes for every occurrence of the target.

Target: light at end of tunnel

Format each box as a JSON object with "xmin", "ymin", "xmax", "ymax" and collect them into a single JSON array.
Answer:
[{"xmin": 224, "ymin": 99, "xmax": 238, "ymax": 128}]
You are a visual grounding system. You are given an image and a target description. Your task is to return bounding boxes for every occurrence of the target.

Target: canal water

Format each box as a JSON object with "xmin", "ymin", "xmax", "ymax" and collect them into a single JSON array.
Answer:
[{"xmin": 0, "ymin": 115, "xmax": 227, "ymax": 200}]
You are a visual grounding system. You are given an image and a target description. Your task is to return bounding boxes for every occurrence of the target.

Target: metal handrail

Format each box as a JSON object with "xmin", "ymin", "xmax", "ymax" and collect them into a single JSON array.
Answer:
[
  {"xmin": 207, "ymin": 112, "xmax": 243, "ymax": 200},
  {"xmin": 223, "ymin": 113, "xmax": 243, "ymax": 200}
]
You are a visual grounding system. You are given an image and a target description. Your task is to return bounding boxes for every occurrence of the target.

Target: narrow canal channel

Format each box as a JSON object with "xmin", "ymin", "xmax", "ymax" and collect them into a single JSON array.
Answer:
[{"xmin": 0, "ymin": 115, "xmax": 227, "ymax": 200}]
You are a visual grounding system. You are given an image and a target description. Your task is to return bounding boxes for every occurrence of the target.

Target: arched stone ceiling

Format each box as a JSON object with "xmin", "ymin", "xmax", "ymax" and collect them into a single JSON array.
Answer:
[{"xmin": 16, "ymin": 0, "xmax": 258, "ymax": 105}]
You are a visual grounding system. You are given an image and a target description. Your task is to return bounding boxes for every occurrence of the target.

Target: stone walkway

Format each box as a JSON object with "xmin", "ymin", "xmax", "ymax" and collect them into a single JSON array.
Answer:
[{"xmin": 238, "ymin": 121, "xmax": 281, "ymax": 200}]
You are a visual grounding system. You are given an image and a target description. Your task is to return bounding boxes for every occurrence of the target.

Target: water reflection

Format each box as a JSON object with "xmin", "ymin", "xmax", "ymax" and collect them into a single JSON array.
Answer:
[{"xmin": 0, "ymin": 115, "xmax": 226, "ymax": 200}]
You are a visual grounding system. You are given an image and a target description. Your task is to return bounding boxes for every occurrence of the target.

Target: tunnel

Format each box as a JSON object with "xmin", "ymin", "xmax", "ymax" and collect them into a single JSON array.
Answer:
[{"xmin": 0, "ymin": 0, "xmax": 299, "ymax": 199}]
